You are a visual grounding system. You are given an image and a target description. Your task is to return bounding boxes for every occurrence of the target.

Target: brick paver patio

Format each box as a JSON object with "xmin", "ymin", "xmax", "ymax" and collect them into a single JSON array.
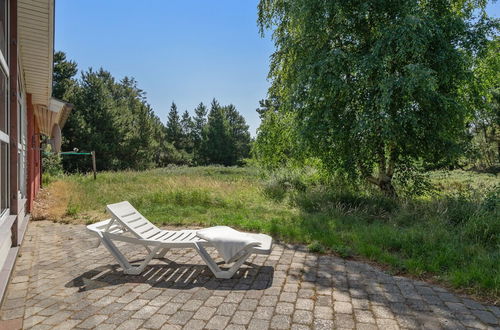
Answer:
[{"xmin": 0, "ymin": 221, "xmax": 499, "ymax": 329}]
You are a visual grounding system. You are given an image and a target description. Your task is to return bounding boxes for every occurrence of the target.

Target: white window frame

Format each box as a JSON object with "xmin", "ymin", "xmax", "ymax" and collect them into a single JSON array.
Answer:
[
  {"xmin": 17, "ymin": 72, "xmax": 26, "ymax": 200},
  {"xmin": 0, "ymin": 0, "xmax": 9, "ymax": 223}
]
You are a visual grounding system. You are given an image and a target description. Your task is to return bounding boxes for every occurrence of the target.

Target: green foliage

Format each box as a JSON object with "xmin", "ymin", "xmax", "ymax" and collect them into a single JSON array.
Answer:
[
  {"xmin": 52, "ymin": 51, "xmax": 78, "ymax": 101},
  {"xmin": 41, "ymin": 147, "xmax": 64, "ymax": 186},
  {"xmin": 466, "ymin": 37, "xmax": 500, "ymax": 170},
  {"xmin": 256, "ymin": 0, "xmax": 498, "ymax": 195},
  {"xmin": 192, "ymin": 102, "xmax": 208, "ymax": 163},
  {"xmin": 165, "ymin": 102, "xmax": 182, "ymax": 149},
  {"xmin": 307, "ymin": 241, "xmax": 325, "ymax": 254},
  {"xmin": 200, "ymin": 99, "xmax": 252, "ymax": 166},
  {"xmin": 42, "ymin": 150, "xmax": 63, "ymax": 177},
  {"xmin": 253, "ymin": 99, "xmax": 308, "ymax": 170},
  {"xmin": 180, "ymin": 110, "xmax": 195, "ymax": 153}
]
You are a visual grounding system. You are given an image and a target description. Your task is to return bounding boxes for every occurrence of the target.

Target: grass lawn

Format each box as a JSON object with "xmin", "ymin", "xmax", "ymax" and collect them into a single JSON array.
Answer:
[{"xmin": 35, "ymin": 166, "xmax": 499, "ymax": 303}]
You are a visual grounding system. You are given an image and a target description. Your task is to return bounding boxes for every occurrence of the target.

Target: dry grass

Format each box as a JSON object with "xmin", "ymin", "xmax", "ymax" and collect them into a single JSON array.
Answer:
[{"xmin": 32, "ymin": 181, "xmax": 76, "ymax": 222}]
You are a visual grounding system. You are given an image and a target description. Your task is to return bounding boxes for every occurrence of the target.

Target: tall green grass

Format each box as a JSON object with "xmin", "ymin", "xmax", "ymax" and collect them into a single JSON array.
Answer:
[{"xmin": 46, "ymin": 166, "xmax": 499, "ymax": 302}]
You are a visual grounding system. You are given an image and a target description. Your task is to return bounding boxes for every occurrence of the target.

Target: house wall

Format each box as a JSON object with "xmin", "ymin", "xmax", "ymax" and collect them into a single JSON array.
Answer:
[{"xmin": 26, "ymin": 93, "xmax": 40, "ymax": 213}]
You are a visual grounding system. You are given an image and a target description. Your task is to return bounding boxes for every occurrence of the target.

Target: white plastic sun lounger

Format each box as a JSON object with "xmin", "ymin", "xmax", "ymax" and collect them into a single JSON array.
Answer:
[{"xmin": 86, "ymin": 201, "xmax": 272, "ymax": 279}]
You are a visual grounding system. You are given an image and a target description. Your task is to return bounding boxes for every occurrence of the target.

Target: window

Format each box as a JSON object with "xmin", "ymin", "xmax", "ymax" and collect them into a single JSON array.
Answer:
[
  {"xmin": 0, "ymin": 143, "xmax": 7, "ymax": 213},
  {"xmin": 0, "ymin": 0, "xmax": 6, "ymax": 60},
  {"xmin": 0, "ymin": 0, "xmax": 7, "ymax": 219},
  {"xmin": 0, "ymin": 68, "xmax": 7, "ymax": 218}
]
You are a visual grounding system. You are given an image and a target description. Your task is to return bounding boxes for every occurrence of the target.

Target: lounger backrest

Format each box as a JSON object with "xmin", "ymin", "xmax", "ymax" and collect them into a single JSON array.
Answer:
[{"xmin": 106, "ymin": 201, "xmax": 161, "ymax": 239}]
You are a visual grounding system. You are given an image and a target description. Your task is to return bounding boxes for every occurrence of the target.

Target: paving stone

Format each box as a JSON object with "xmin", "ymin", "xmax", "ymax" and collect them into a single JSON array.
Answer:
[
  {"xmin": 293, "ymin": 310, "xmax": 313, "ymax": 324},
  {"xmin": 158, "ymin": 303, "xmax": 182, "ymax": 315},
  {"xmin": 334, "ymin": 301, "xmax": 353, "ymax": 314},
  {"xmin": 259, "ymin": 295, "xmax": 278, "ymax": 306},
  {"xmin": 275, "ymin": 302, "xmax": 294, "ymax": 315},
  {"xmin": 279, "ymin": 292, "xmax": 297, "ymax": 302},
  {"xmin": 77, "ymin": 314, "xmax": 108, "ymax": 329},
  {"xmin": 231, "ymin": 310, "xmax": 253, "ymax": 325},
  {"xmin": 0, "ymin": 308, "xmax": 24, "ymax": 320},
  {"xmin": 115, "ymin": 318, "xmax": 144, "ymax": 330},
  {"xmin": 205, "ymin": 296, "xmax": 225, "ymax": 307},
  {"xmin": 238, "ymin": 298, "xmax": 258, "ymax": 311},
  {"xmin": 334, "ymin": 313, "xmax": 355, "ymax": 328},
  {"xmin": 354, "ymin": 309, "xmax": 376, "ymax": 324},
  {"xmin": 472, "ymin": 309, "xmax": 499, "ymax": 325},
  {"xmin": 225, "ymin": 292, "xmax": 245, "ymax": 303},
  {"xmin": 168, "ymin": 311, "xmax": 194, "ymax": 326},
  {"xmin": 296, "ymin": 298, "xmax": 314, "ymax": 311},
  {"xmin": 40, "ymin": 311, "xmax": 72, "ymax": 325},
  {"xmin": 91, "ymin": 324, "xmax": 116, "ymax": 330},
  {"xmin": 248, "ymin": 318, "xmax": 270, "ymax": 330},
  {"xmin": 225, "ymin": 324, "xmax": 246, "ymax": 330},
  {"xmin": 142, "ymin": 314, "xmax": 169, "ymax": 328},
  {"xmin": 206, "ymin": 315, "xmax": 230, "ymax": 329},
  {"xmin": 181, "ymin": 299, "xmax": 203, "ymax": 311},
  {"xmin": 216, "ymin": 303, "xmax": 238, "ymax": 316},
  {"xmin": 356, "ymin": 323, "xmax": 379, "ymax": 330},
  {"xmin": 105, "ymin": 310, "xmax": 134, "ymax": 325},
  {"xmin": 22, "ymin": 315, "xmax": 46, "ymax": 328},
  {"xmin": 50, "ymin": 319, "xmax": 81, "ymax": 330},
  {"xmin": 193, "ymin": 306, "xmax": 216, "ymax": 320},
  {"xmin": 270, "ymin": 314, "xmax": 292, "ymax": 329},
  {"xmin": 312, "ymin": 318, "xmax": 334, "ymax": 330},
  {"xmin": 149, "ymin": 295, "xmax": 173, "ymax": 307},
  {"xmin": 376, "ymin": 317, "xmax": 400, "ymax": 330},
  {"xmin": 183, "ymin": 319, "xmax": 206, "ymax": 329},
  {"xmin": 131, "ymin": 305, "xmax": 159, "ymax": 319}
]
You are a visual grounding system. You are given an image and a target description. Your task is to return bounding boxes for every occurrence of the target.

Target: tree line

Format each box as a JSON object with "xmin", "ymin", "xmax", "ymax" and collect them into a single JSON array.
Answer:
[{"xmin": 52, "ymin": 51, "xmax": 251, "ymax": 172}]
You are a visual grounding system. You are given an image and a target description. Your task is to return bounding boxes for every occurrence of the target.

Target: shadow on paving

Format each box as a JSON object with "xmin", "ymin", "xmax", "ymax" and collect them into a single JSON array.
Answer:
[{"xmin": 66, "ymin": 260, "xmax": 274, "ymax": 292}]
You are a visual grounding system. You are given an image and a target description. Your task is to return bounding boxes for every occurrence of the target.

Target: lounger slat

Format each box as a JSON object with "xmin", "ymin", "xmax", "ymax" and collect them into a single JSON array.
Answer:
[
  {"xmin": 156, "ymin": 231, "xmax": 170, "ymax": 240},
  {"xmin": 169, "ymin": 232, "xmax": 185, "ymax": 242},
  {"xmin": 181, "ymin": 232, "xmax": 193, "ymax": 241},
  {"xmin": 140, "ymin": 226, "xmax": 155, "ymax": 235},
  {"xmin": 127, "ymin": 217, "xmax": 143, "ymax": 224},
  {"xmin": 147, "ymin": 230, "xmax": 163, "ymax": 239},
  {"xmin": 162, "ymin": 232, "xmax": 178, "ymax": 241},
  {"xmin": 133, "ymin": 222, "xmax": 149, "ymax": 229},
  {"xmin": 119, "ymin": 210, "xmax": 136, "ymax": 217}
]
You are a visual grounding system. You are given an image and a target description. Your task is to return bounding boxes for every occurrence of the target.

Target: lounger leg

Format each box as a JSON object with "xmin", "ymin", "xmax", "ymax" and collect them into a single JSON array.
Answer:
[
  {"xmin": 124, "ymin": 245, "xmax": 162, "ymax": 275},
  {"xmin": 194, "ymin": 243, "xmax": 252, "ymax": 279},
  {"xmin": 93, "ymin": 238, "xmax": 101, "ymax": 248},
  {"xmin": 100, "ymin": 233, "xmax": 162, "ymax": 275},
  {"xmin": 98, "ymin": 233, "xmax": 132, "ymax": 272},
  {"xmin": 154, "ymin": 248, "xmax": 169, "ymax": 259}
]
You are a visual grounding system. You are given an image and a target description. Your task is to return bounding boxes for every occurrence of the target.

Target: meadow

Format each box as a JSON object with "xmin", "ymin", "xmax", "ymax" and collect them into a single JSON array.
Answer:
[{"xmin": 35, "ymin": 166, "xmax": 499, "ymax": 303}]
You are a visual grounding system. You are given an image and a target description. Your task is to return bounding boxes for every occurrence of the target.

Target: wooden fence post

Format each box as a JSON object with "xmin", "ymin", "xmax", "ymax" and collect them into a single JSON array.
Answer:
[{"xmin": 91, "ymin": 151, "xmax": 96, "ymax": 180}]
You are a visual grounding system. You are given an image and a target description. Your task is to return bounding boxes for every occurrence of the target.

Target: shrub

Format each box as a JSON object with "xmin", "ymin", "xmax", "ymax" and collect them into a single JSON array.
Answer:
[
  {"xmin": 307, "ymin": 241, "xmax": 326, "ymax": 253},
  {"xmin": 42, "ymin": 150, "xmax": 63, "ymax": 176}
]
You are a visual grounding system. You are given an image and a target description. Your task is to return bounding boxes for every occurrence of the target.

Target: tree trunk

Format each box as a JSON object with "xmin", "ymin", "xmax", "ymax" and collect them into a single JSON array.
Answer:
[
  {"xmin": 366, "ymin": 146, "xmax": 398, "ymax": 197},
  {"xmin": 378, "ymin": 177, "xmax": 397, "ymax": 197}
]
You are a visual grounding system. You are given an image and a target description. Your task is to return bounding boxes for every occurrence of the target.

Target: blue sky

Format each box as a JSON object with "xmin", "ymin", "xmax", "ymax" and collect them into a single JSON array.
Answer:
[{"xmin": 55, "ymin": 1, "xmax": 499, "ymax": 136}]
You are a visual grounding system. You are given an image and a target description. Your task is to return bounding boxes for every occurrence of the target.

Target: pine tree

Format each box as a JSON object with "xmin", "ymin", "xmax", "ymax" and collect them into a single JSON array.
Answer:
[
  {"xmin": 72, "ymin": 68, "xmax": 123, "ymax": 171},
  {"xmin": 201, "ymin": 99, "xmax": 231, "ymax": 165},
  {"xmin": 52, "ymin": 51, "xmax": 78, "ymax": 101},
  {"xmin": 180, "ymin": 110, "xmax": 194, "ymax": 153},
  {"xmin": 224, "ymin": 104, "xmax": 251, "ymax": 165},
  {"xmin": 165, "ymin": 102, "xmax": 182, "ymax": 149},
  {"xmin": 193, "ymin": 102, "xmax": 208, "ymax": 163}
]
